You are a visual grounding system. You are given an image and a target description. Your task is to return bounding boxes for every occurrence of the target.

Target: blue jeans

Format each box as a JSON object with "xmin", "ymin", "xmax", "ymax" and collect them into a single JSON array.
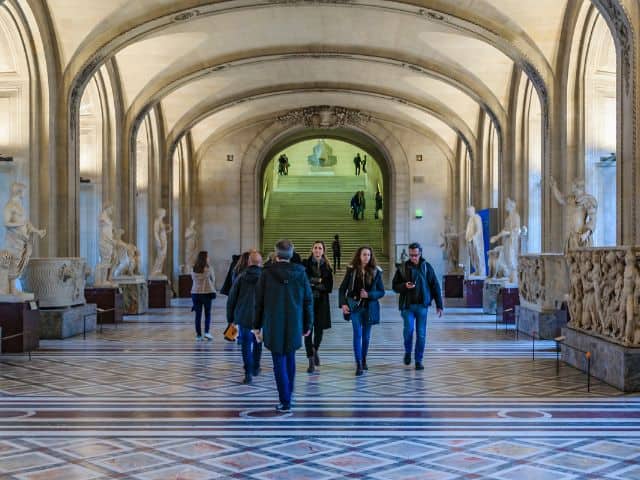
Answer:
[
  {"xmin": 240, "ymin": 326, "xmax": 262, "ymax": 374},
  {"xmin": 192, "ymin": 293, "xmax": 213, "ymax": 336},
  {"xmin": 271, "ymin": 351, "xmax": 296, "ymax": 406},
  {"xmin": 351, "ymin": 309, "xmax": 372, "ymax": 364},
  {"xmin": 401, "ymin": 305, "xmax": 428, "ymax": 363}
]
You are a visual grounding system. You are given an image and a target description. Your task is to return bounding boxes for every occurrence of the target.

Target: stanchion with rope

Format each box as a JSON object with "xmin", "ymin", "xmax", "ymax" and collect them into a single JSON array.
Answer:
[{"xmin": 554, "ymin": 335, "xmax": 592, "ymax": 392}]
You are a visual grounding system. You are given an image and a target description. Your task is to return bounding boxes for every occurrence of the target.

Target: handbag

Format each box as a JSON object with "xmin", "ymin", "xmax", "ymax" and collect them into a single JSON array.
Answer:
[{"xmin": 223, "ymin": 323, "xmax": 239, "ymax": 342}]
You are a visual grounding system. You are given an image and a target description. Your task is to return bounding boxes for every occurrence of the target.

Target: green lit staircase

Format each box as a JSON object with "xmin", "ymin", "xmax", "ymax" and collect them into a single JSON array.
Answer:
[{"xmin": 262, "ymin": 175, "xmax": 388, "ymax": 275}]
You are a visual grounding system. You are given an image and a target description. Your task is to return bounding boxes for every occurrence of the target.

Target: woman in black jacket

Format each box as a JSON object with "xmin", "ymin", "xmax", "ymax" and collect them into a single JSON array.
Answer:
[
  {"xmin": 339, "ymin": 246, "xmax": 385, "ymax": 376},
  {"xmin": 304, "ymin": 241, "xmax": 334, "ymax": 373}
]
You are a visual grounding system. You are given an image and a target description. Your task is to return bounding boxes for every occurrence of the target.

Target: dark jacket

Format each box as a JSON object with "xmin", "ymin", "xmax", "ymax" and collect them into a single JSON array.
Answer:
[
  {"xmin": 304, "ymin": 256, "xmax": 334, "ymax": 330},
  {"xmin": 219, "ymin": 254, "xmax": 240, "ymax": 296},
  {"xmin": 226, "ymin": 265, "xmax": 262, "ymax": 329},
  {"xmin": 392, "ymin": 258, "xmax": 443, "ymax": 311},
  {"xmin": 254, "ymin": 261, "xmax": 313, "ymax": 354},
  {"xmin": 338, "ymin": 266, "xmax": 385, "ymax": 325}
]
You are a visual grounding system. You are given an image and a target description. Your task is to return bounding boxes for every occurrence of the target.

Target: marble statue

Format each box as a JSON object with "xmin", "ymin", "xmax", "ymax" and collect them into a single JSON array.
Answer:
[
  {"xmin": 465, "ymin": 206, "xmax": 485, "ymax": 277},
  {"xmin": 150, "ymin": 208, "xmax": 172, "ymax": 279},
  {"xmin": 95, "ymin": 204, "xmax": 116, "ymax": 286},
  {"xmin": 548, "ymin": 176, "xmax": 598, "ymax": 251},
  {"xmin": 487, "ymin": 246, "xmax": 505, "ymax": 279},
  {"xmin": 112, "ymin": 228, "xmax": 140, "ymax": 279},
  {"xmin": 182, "ymin": 219, "xmax": 198, "ymax": 274},
  {"xmin": 440, "ymin": 216, "xmax": 461, "ymax": 273},
  {"xmin": 1, "ymin": 182, "xmax": 46, "ymax": 299},
  {"xmin": 489, "ymin": 198, "xmax": 521, "ymax": 284}
]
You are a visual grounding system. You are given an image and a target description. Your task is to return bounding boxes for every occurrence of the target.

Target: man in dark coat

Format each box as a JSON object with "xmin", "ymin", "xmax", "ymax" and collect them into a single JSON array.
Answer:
[
  {"xmin": 227, "ymin": 251, "xmax": 263, "ymax": 384},
  {"xmin": 392, "ymin": 242, "xmax": 443, "ymax": 370},
  {"xmin": 353, "ymin": 153, "xmax": 361, "ymax": 175},
  {"xmin": 254, "ymin": 239, "xmax": 313, "ymax": 412},
  {"xmin": 331, "ymin": 234, "xmax": 341, "ymax": 271}
]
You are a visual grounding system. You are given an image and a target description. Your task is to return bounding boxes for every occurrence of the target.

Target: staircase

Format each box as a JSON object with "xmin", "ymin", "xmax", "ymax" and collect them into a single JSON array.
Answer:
[{"xmin": 262, "ymin": 175, "xmax": 387, "ymax": 275}]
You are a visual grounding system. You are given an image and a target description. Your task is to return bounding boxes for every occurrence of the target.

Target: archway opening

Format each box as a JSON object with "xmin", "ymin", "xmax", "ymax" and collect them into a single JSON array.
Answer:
[{"xmin": 260, "ymin": 132, "xmax": 390, "ymax": 269}]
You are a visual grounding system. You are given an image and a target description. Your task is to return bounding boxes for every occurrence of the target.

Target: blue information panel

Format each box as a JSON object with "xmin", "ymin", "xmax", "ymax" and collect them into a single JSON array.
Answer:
[{"xmin": 477, "ymin": 208, "xmax": 496, "ymax": 275}]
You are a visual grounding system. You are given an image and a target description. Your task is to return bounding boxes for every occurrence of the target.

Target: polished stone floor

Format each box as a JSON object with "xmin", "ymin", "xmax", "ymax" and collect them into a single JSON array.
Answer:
[{"xmin": 1, "ymin": 294, "xmax": 639, "ymax": 479}]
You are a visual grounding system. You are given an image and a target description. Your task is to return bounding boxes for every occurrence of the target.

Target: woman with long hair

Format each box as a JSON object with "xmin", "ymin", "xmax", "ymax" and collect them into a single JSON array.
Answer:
[
  {"xmin": 338, "ymin": 246, "xmax": 385, "ymax": 376},
  {"xmin": 304, "ymin": 241, "xmax": 334, "ymax": 373},
  {"xmin": 191, "ymin": 250, "xmax": 216, "ymax": 341}
]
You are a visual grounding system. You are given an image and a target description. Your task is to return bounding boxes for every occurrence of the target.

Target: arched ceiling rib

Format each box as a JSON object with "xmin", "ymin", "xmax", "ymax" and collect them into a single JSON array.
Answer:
[
  {"xmin": 124, "ymin": 47, "xmax": 507, "ymax": 141},
  {"xmin": 56, "ymin": 0, "xmax": 554, "ymax": 113},
  {"xmin": 165, "ymin": 85, "xmax": 476, "ymax": 161}
]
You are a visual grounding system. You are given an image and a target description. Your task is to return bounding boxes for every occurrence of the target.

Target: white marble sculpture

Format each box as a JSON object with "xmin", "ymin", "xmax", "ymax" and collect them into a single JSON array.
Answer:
[
  {"xmin": 440, "ymin": 216, "xmax": 461, "ymax": 273},
  {"xmin": 465, "ymin": 206, "xmax": 486, "ymax": 277},
  {"xmin": 566, "ymin": 247, "xmax": 640, "ymax": 346},
  {"xmin": 181, "ymin": 219, "xmax": 198, "ymax": 274},
  {"xmin": 21, "ymin": 258, "xmax": 89, "ymax": 308},
  {"xmin": 150, "ymin": 208, "xmax": 172, "ymax": 280},
  {"xmin": 518, "ymin": 254, "xmax": 569, "ymax": 312},
  {"xmin": 112, "ymin": 228, "xmax": 141, "ymax": 279},
  {"xmin": 94, "ymin": 204, "xmax": 116, "ymax": 287},
  {"xmin": 489, "ymin": 198, "xmax": 521, "ymax": 284},
  {"xmin": 548, "ymin": 176, "xmax": 598, "ymax": 251},
  {"xmin": 0, "ymin": 182, "xmax": 46, "ymax": 300}
]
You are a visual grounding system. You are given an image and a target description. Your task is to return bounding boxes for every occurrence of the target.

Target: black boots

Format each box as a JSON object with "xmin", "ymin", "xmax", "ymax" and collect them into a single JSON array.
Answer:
[
  {"xmin": 313, "ymin": 349, "xmax": 320, "ymax": 366},
  {"xmin": 362, "ymin": 357, "xmax": 368, "ymax": 370},
  {"xmin": 307, "ymin": 357, "xmax": 315, "ymax": 373},
  {"xmin": 242, "ymin": 373, "xmax": 252, "ymax": 384},
  {"xmin": 355, "ymin": 362, "xmax": 364, "ymax": 376}
]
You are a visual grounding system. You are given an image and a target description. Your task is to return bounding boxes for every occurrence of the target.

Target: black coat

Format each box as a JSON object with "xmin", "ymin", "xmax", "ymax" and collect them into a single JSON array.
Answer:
[
  {"xmin": 338, "ymin": 266, "xmax": 385, "ymax": 325},
  {"xmin": 304, "ymin": 256, "xmax": 334, "ymax": 330},
  {"xmin": 226, "ymin": 265, "xmax": 262, "ymax": 329},
  {"xmin": 392, "ymin": 258, "xmax": 443, "ymax": 311},
  {"xmin": 254, "ymin": 261, "xmax": 313, "ymax": 354}
]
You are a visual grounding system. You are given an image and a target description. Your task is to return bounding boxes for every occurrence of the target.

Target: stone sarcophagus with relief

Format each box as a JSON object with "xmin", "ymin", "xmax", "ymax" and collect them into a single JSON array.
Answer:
[
  {"xmin": 21, "ymin": 258, "xmax": 89, "ymax": 308},
  {"xmin": 566, "ymin": 247, "xmax": 640, "ymax": 346},
  {"xmin": 518, "ymin": 254, "xmax": 569, "ymax": 313}
]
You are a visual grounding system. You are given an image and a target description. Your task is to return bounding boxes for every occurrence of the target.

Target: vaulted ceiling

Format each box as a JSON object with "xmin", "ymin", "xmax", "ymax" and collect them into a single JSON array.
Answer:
[{"xmin": 46, "ymin": 0, "xmax": 573, "ymax": 157}]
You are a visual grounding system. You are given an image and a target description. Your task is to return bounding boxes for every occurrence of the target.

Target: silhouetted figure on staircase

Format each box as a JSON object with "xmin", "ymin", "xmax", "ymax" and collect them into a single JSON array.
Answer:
[
  {"xmin": 354, "ymin": 153, "xmax": 362, "ymax": 176},
  {"xmin": 332, "ymin": 234, "xmax": 342, "ymax": 271}
]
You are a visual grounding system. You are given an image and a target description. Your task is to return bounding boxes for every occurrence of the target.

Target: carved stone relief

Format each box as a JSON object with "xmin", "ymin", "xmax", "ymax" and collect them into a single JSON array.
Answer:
[
  {"xmin": 518, "ymin": 254, "xmax": 569, "ymax": 313},
  {"xmin": 277, "ymin": 106, "xmax": 371, "ymax": 129},
  {"xmin": 566, "ymin": 247, "xmax": 640, "ymax": 346}
]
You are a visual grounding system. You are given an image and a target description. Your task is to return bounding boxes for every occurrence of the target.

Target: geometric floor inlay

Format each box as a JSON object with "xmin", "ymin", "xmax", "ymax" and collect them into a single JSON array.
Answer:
[{"xmin": 1, "ymin": 295, "xmax": 640, "ymax": 479}]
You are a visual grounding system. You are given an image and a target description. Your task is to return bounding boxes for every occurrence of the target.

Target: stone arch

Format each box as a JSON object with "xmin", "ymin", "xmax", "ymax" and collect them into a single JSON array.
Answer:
[{"xmin": 238, "ymin": 119, "xmax": 411, "ymax": 262}]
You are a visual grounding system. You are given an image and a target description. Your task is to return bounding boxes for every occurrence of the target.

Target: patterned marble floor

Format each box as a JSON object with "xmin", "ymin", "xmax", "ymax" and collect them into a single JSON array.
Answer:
[{"xmin": 1, "ymin": 295, "xmax": 639, "ymax": 479}]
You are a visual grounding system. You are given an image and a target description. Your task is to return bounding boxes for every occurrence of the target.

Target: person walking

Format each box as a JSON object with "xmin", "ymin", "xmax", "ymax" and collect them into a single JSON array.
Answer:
[
  {"xmin": 375, "ymin": 190, "xmax": 383, "ymax": 219},
  {"xmin": 350, "ymin": 192, "xmax": 360, "ymax": 220},
  {"xmin": 304, "ymin": 241, "xmax": 334, "ymax": 373},
  {"xmin": 392, "ymin": 242, "xmax": 443, "ymax": 370},
  {"xmin": 353, "ymin": 153, "xmax": 362, "ymax": 176},
  {"xmin": 331, "ymin": 234, "xmax": 342, "ymax": 271},
  {"xmin": 191, "ymin": 251, "xmax": 217, "ymax": 341},
  {"xmin": 254, "ymin": 239, "xmax": 313, "ymax": 412},
  {"xmin": 227, "ymin": 250, "xmax": 263, "ymax": 384},
  {"xmin": 358, "ymin": 191, "xmax": 366, "ymax": 220},
  {"xmin": 362, "ymin": 155, "xmax": 367, "ymax": 173},
  {"xmin": 339, "ymin": 246, "xmax": 385, "ymax": 376}
]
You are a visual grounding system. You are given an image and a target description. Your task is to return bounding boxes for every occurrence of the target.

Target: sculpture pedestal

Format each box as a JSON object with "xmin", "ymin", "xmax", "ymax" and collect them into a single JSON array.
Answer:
[
  {"xmin": 443, "ymin": 274, "xmax": 464, "ymax": 298},
  {"xmin": 464, "ymin": 278, "xmax": 484, "ymax": 307},
  {"xmin": 497, "ymin": 287, "xmax": 519, "ymax": 324},
  {"xmin": 483, "ymin": 280, "xmax": 506, "ymax": 314},
  {"xmin": 39, "ymin": 304, "xmax": 97, "ymax": 339},
  {"xmin": 84, "ymin": 287, "xmax": 123, "ymax": 324},
  {"xmin": 178, "ymin": 274, "xmax": 192, "ymax": 298},
  {"xmin": 148, "ymin": 279, "xmax": 172, "ymax": 308},
  {"xmin": 516, "ymin": 305, "xmax": 567, "ymax": 339},
  {"xmin": 116, "ymin": 280, "xmax": 148, "ymax": 314},
  {"xmin": 561, "ymin": 327, "xmax": 640, "ymax": 392},
  {"xmin": 0, "ymin": 301, "xmax": 40, "ymax": 353}
]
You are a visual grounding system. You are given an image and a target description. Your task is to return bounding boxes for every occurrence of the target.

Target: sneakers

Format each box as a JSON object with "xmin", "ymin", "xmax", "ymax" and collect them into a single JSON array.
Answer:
[
  {"xmin": 403, "ymin": 353, "xmax": 411, "ymax": 365},
  {"xmin": 195, "ymin": 335, "xmax": 203, "ymax": 341},
  {"xmin": 275, "ymin": 403, "xmax": 291, "ymax": 412},
  {"xmin": 204, "ymin": 332, "xmax": 213, "ymax": 341},
  {"xmin": 415, "ymin": 362, "xmax": 424, "ymax": 370}
]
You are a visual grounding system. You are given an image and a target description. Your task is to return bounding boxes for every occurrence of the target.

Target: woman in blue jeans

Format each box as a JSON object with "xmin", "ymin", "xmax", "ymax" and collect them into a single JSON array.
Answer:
[
  {"xmin": 339, "ymin": 246, "xmax": 385, "ymax": 376},
  {"xmin": 191, "ymin": 251, "xmax": 216, "ymax": 341}
]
